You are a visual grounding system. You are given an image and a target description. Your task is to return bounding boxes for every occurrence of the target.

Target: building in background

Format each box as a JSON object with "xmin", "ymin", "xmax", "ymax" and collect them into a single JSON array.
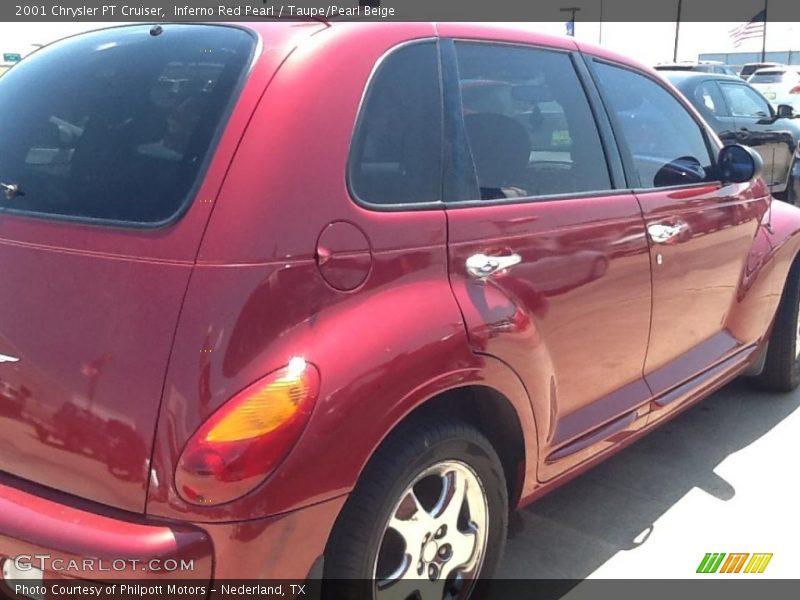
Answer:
[{"xmin": 700, "ymin": 50, "xmax": 800, "ymax": 71}]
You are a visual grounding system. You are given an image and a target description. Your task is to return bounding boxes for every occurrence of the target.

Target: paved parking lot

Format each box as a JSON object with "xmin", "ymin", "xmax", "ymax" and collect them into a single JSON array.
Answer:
[{"xmin": 499, "ymin": 379, "xmax": 800, "ymax": 579}]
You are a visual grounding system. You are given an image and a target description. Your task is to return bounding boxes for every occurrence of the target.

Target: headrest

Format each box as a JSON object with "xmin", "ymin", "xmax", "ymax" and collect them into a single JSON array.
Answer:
[{"xmin": 464, "ymin": 113, "xmax": 531, "ymax": 187}]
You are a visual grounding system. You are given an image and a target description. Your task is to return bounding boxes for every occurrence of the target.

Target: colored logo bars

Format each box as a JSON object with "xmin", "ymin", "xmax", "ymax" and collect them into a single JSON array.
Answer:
[{"xmin": 697, "ymin": 553, "xmax": 773, "ymax": 574}]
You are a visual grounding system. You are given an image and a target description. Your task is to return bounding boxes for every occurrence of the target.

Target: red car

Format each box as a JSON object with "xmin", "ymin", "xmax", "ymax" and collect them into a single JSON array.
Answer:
[{"xmin": 0, "ymin": 21, "xmax": 799, "ymax": 599}]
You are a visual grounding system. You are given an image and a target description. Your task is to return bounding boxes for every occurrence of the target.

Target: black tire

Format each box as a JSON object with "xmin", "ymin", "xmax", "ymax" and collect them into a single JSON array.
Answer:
[
  {"xmin": 753, "ymin": 263, "xmax": 800, "ymax": 392},
  {"xmin": 323, "ymin": 418, "xmax": 508, "ymax": 600}
]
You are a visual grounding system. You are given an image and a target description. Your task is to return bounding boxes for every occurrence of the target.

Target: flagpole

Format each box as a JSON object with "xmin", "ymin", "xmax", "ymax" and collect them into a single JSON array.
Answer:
[
  {"xmin": 761, "ymin": 0, "xmax": 769, "ymax": 62},
  {"xmin": 673, "ymin": 0, "xmax": 683, "ymax": 62},
  {"xmin": 598, "ymin": 0, "xmax": 604, "ymax": 44}
]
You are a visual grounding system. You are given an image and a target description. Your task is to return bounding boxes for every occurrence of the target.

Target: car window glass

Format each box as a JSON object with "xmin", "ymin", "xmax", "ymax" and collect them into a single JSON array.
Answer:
[
  {"xmin": 749, "ymin": 71, "xmax": 785, "ymax": 84},
  {"xmin": 593, "ymin": 61, "xmax": 714, "ymax": 188},
  {"xmin": 349, "ymin": 42, "xmax": 442, "ymax": 206},
  {"xmin": 719, "ymin": 83, "xmax": 771, "ymax": 118},
  {"xmin": 452, "ymin": 42, "xmax": 611, "ymax": 201},
  {"xmin": 694, "ymin": 81, "xmax": 727, "ymax": 117},
  {"xmin": 741, "ymin": 66, "xmax": 757, "ymax": 78},
  {"xmin": 0, "ymin": 25, "xmax": 254, "ymax": 224}
]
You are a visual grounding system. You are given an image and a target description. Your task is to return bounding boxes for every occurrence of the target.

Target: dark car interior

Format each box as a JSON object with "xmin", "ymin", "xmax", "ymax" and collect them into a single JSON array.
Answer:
[
  {"xmin": 0, "ymin": 26, "xmax": 252, "ymax": 224},
  {"xmin": 455, "ymin": 44, "xmax": 612, "ymax": 200}
]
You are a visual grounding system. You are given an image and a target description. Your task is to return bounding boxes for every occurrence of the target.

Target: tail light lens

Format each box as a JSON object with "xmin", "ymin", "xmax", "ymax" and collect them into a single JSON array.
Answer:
[
  {"xmin": 790, "ymin": 85, "xmax": 800, "ymax": 95},
  {"xmin": 176, "ymin": 358, "xmax": 320, "ymax": 506}
]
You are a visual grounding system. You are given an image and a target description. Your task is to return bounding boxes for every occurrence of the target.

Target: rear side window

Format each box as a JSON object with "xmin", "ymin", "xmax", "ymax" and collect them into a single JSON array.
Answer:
[
  {"xmin": 349, "ymin": 42, "xmax": 442, "ymax": 206},
  {"xmin": 593, "ymin": 61, "xmax": 714, "ymax": 189},
  {"xmin": 453, "ymin": 43, "xmax": 611, "ymax": 201},
  {"xmin": 0, "ymin": 25, "xmax": 254, "ymax": 225},
  {"xmin": 719, "ymin": 83, "xmax": 772, "ymax": 118}
]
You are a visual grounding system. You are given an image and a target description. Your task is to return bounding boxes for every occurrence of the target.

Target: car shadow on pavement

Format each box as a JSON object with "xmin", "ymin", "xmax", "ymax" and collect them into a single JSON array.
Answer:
[{"xmin": 498, "ymin": 379, "xmax": 800, "ymax": 579}]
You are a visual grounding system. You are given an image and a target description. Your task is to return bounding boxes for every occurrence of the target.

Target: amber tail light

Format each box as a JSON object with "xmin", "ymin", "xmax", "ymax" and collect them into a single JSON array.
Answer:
[{"xmin": 176, "ymin": 358, "xmax": 320, "ymax": 506}]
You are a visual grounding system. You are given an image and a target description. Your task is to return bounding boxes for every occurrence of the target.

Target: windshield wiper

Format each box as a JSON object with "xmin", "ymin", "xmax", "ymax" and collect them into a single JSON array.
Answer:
[{"xmin": 0, "ymin": 181, "xmax": 24, "ymax": 200}]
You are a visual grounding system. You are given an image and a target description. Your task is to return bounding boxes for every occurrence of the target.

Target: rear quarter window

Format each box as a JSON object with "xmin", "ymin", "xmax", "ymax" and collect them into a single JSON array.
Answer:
[
  {"xmin": 348, "ymin": 41, "xmax": 443, "ymax": 207},
  {"xmin": 0, "ymin": 25, "xmax": 254, "ymax": 225}
]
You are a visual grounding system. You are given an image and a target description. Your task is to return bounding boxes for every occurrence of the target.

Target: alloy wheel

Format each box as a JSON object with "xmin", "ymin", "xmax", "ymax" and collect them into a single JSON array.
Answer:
[{"xmin": 373, "ymin": 460, "xmax": 489, "ymax": 600}]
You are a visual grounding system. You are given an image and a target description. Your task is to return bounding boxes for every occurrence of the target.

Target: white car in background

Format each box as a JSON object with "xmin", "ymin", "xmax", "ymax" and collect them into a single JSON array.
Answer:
[{"xmin": 748, "ymin": 67, "xmax": 800, "ymax": 111}]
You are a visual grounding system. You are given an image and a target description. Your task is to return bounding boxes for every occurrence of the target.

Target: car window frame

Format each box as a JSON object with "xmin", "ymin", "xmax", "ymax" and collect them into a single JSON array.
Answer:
[
  {"xmin": 440, "ymin": 39, "xmax": 624, "ymax": 209},
  {"xmin": 585, "ymin": 56, "xmax": 722, "ymax": 192},
  {"xmin": 345, "ymin": 38, "xmax": 446, "ymax": 213},
  {"xmin": 0, "ymin": 23, "xmax": 259, "ymax": 231},
  {"xmin": 694, "ymin": 79, "xmax": 730, "ymax": 118}
]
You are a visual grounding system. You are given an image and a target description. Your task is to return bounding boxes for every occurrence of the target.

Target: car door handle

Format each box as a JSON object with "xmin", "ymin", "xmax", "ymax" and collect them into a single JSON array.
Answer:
[
  {"xmin": 647, "ymin": 222, "xmax": 688, "ymax": 244},
  {"xmin": 465, "ymin": 253, "xmax": 522, "ymax": 279}
]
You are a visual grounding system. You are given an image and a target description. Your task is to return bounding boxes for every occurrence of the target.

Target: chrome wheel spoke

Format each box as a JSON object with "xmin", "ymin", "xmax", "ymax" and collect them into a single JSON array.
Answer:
[
  {"xmin": 443, "ymin": 525, "xmax": 480, "ymax": 578},
  {"xmin": 388, "ymin": 489, "xmax": 431, "ymax": 543},
  {"xmin": 432, "ymin": 469, "xmax": 467, "ymax": 527},
  {"xmin": 376, "ymin": 554, "xmax": 417, "ymax": 600}
]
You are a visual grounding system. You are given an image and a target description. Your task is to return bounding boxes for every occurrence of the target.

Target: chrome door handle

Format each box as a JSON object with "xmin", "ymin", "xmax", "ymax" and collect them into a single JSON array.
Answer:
[
  {"xmin": 465, "ymin": 253, "xmax": 522, "ymax": 279},
  {"xmin": 647, "ymin": 222, "xmax": 687, "ymax": 244}
]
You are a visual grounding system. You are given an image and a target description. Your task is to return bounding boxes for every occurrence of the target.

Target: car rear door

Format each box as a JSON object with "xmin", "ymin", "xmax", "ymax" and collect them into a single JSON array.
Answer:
[
  {"xmin": 588, "ymin": 58, "xmax": 770, "ymax": 417},
  {"xmin": 0, "ymin": 25, "xmax": 256, "ymax": 512},
  {"xmin": 439, "ymin": 33, "xmax": 653, "ymax": 480}
]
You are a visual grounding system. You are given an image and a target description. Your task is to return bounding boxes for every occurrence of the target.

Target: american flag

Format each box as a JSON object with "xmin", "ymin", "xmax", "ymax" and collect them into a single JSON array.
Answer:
[{"xmin": 729, "ymin": 10, "xmax": 767, "ymax": 47}]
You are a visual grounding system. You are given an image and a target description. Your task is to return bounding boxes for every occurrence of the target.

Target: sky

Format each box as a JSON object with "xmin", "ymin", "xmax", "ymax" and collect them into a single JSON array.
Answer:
[{"xmin": 1, "ymin": 21, "xmax": 799, "ymax": 66}]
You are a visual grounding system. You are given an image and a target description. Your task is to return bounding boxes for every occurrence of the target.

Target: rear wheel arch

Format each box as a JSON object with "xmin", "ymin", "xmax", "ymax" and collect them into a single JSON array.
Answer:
[
  {"xmin": 751, "ymin": 249, "xmax": 800, "ymax": 390},
  {"xmin": 360, "ymin": 384, "xmax": 529, "ymax": 510},
  {"xmin": 321, "ymin": 385, "xmax": 530, "ymax": 591},
  {"xmin": 323, "ymin": 416, "xmax": 509, "ymax": 592}
]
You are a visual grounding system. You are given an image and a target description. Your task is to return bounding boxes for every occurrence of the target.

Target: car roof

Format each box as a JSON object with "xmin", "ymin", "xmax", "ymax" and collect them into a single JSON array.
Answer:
[
  {"xmin": 656, "ymin": 61, "xmax": 722, "ymax": 67},
  {"xmin": 54, "ymin": 22, "xmax": 652, "ymax": 81},
  {"xmin": 660, "ymin": 70, "xmax": 743, "ymax": 85}
]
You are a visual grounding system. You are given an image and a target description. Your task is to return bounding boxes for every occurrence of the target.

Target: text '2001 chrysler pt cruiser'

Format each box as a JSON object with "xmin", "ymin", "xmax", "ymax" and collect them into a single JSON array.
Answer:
[{"xmin": 0, "ymin": 21, "xmax": 800, "ymax": 600}]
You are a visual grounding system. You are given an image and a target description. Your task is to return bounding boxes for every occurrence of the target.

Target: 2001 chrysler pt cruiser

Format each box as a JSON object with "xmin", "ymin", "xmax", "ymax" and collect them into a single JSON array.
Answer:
[{"xmin": 1, "ymin": 21, "xmax": 799, "ymax": 600}]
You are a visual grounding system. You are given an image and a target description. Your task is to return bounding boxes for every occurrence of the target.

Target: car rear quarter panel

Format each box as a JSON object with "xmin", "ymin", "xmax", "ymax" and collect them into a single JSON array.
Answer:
[
  {"xmin": 146, "ymin": 23, "xmax": 539, "ymax": 522},
  {"xmin": 0, "ymin": 24, "xmax": 314, "ymax": 514}
]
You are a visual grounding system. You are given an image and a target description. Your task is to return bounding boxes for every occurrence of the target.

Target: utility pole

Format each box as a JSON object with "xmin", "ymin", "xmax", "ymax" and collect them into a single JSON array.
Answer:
[
  {"xmin": 673, "ymin": 0, "xmax": 683, "ymax": 62},
  {"xmin": 761, "ymin": 0, "xmax": 769, "ymax": 63},
  {"xmin": 599, "ymin": 0, "xmax": 604, "ymax": 44}
]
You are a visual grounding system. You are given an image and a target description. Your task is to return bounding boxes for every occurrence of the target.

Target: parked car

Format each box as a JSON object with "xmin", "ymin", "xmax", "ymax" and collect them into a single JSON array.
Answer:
[
  {"xmin": 654, "ymin": 60, "xmax": 738, "ymax": 76},
  {"xmin": 748, "ymin": 66, "xmax": 800, "ymax": 111},
  {"xmin": 739, "ymin": 61, "xmax": 784, "ymax": 80},
  {"xmin": 664, "ymin": 71, "xmax": 800, "ymax": 206},
  {"xmin": 2, "ymin": 23, "xmax": 800, "ymax": 600}
]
